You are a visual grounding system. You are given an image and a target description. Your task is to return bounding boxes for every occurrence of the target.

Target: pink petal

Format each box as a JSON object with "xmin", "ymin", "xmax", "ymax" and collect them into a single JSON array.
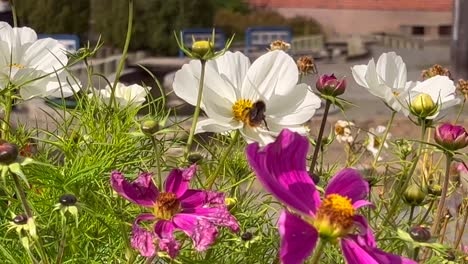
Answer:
[
  {"xmin": 341, "ymin": 236, "xmax": 417, "ymax": 264},
  {"xmin": 325, "ymin": 168, "xmax": 369, "ymax": 203},
  {"xmin": 131, "ymin": 214, "xmax": 157, "ymax": 257},
  {"xmin": 179, "ymin": 207, "xmax": 239, "ymax": 232},
  {"xmin": 179, "ymin": 190, "xmax": 225, "ymax": 208},
  {"xmin": 246, "ymin": 129, "xmax": 320, "ymax": 216},
  {"xmin": 164, "ymin": 164, "xmax": 197, "ymax": 198},
  {"xmin": 278, "ymin": 210, "xmax": 318, "ymax": 264},
  {"xmin": 154, "ymin": 220, "xmax": 180, "ymax": 259},
  {"xmin": 353, "ymin": 215, "xmax": 376, "ymax": 248},
  {"xmin": 353, "ymin": 200, "xmax": 374, "ymax": 210},
  {"xmin": 111, "ymin": 171, "xmax": 158, "ymax": 207},
  {"xmin": 172, "ymin": 215, "xmax": 219, "ymax": 252}
]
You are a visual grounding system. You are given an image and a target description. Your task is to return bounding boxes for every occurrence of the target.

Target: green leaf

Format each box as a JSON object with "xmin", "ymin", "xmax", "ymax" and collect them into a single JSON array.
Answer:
[{"xmin": 8, "ymin": 163, "xmax": 29, "ymax": 186}]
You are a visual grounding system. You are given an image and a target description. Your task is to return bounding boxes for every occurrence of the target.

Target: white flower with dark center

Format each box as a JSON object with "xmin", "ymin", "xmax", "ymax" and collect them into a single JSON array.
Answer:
[
  {"xmin": 405, "ymin": 75, "xmax": 460, "ymax": 119},
  {"xmin": 351, "ymin": 52, "xmax": 410, "ymax": 113},
  {"xmin": 89, "ymin": 83, "xmax": 150, "ymax": 109},
  {"xmin": 366, "ymin": 125, "xmax": 391, "ymax": 161},
  {"xmin": 334, "ymin": 120, "xmax": 355, "ymax": 143},
  {"xmin": 0, "ymin": 22, "xmax": 72, "ymax": 99},
  {"xmin": 173, "ymin": 50, "xmax": 321, "ymax": 145}
]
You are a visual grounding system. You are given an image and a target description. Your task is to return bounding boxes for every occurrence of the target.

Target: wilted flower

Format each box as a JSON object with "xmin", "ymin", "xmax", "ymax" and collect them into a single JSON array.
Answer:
[
  {"xmin": 296, "ymin": 56, "xmax": 317, "ymax": 75},
  {"xmin": 334, "ymin": 120, "xmax": 355, "ymax": 143},
  {"xmin": 246, "ymin": 129, "xmax": 416, "ymax": 264},
  {"xmin": 406, "ymin": 76, "xmax": 459, "ymax": 119},
  {"xmin": 352, "ymin": 52, "xmax": 410, "ymax": 113},
  {"xmin": 456, "ymin": 79, "xmax": 468, "ymax": 101},
  {"xmin": 0, "ymin": 22, "xmax": 77, "ymax": 99},
  {"xmin": 421, "ymin": 64, "xmax": 451, "ymax": 80},
  {"xmin": 366, "ymin": 126, "xmax": 391, "ymax": 161},
  {"xmin": 89, "ymin": 83, "xmax": 150, "ymax": 109},
  {"xmin": 173, "ymin": 50, "xmax": 321, "ymax": 146},
  {"xmin": 316, "ymin": 74, "xmax": 346, "ymax": 97},
  {"xmin": 269, "ymin": 40, "xmax": 291, "ymax": 51},
  {"xmin": 434, "ymin": 123, "xmax": 468, "ymax": 151},
  {"xmin": 110, "ymin": 165, "xmax": 239, "ymax": 258}
]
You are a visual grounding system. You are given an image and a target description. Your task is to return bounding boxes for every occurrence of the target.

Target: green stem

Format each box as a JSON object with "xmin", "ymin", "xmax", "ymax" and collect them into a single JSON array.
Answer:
[
  {"xmin": 372, "ymin": 111, "xmax": 396, "ymax": 168},
  {"xmin": 206, "ymin": 130, "xmax": 240, "ymax": 189},
  {"xmin": 109, "ymin": 0, "xmax": 133, "ymax": 109},
  {"xmin": 309, "ymin": 239, "xmax": 326, "ymax": 264},
  {"xmin": 9, "ymin": 0, "xmax": 17, "ymax": 27},
  {"xmin": 418, "ymin": 198, "xmax": 435, "ymax": 225},
  {"xmin": 184, "ymin": 59, "xmax": 206, "ymax": 159},
  {"xmin": 412, "ymin": 247, "xmax": 420, "ymax": 262},
  {"xmin": 408, "ymin": 205, "xmax": 415, "ymax": 227},
  {"xmin": 1, "ymin": 90, "xmax": 13, "ymax": 140},
  {"xmin": 454, "ymin": 99, "xmax": 465, "ymax": 123},
  {"xmin": 430, "ymin": 153, "xmax": 452, "ymax": 239},
  {"xmin": 309, "ymin": 100, "xmax": 331, "ymax": 175},
  {"xmin": 150, "ymin": 136, "xmax": 162, "ymax": 189},
  {"xmin": 454, "ymin": 202, "xmax": 468, "ymax": 250},
  {"xmin": 56, "ymin": 222, "xmax": 67, "ymax": 264}
]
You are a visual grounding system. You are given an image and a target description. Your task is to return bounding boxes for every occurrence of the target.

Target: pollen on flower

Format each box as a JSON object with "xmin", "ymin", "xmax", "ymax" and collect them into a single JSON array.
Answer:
[
  {"xmin": 232, "ymin": 99, "xmax": 253, "ymax": 123},
  {"xmin": 9, "ymin": 63, "xmax": 25, "ymax": 69},
  {"xmin": 314, "ymin": 194, "xmax": 355, "ymax": 239},
  {"xmin": 154, "ymin": 192, "xmax": 180, "ymax": 220}
]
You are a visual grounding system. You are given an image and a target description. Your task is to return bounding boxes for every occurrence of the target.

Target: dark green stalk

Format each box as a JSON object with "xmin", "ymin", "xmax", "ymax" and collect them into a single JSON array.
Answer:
[
  {"xmin": 309, "ymin": 100, "xmax": 331, "ymax": 175},
  {"xmin": 9, "ymin": 0, "xmax": 17, "ymax": 27},
  {"xmin": 430, "ymin": 153, "xmax": 452, "ymax": 238},
  {"xmin": 309, "ymin": 239, "xmax": 326, "ymax": 264}
]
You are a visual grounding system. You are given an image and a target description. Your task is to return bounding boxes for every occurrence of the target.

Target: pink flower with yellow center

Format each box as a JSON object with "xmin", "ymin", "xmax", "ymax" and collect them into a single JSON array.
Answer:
[
  {"xmin": 246, "ymin": 129, "xmax": 416, "ymax": 264},
  {"xmin": 110, "ymin": 165, "xmax": 239, "ymax": 258}
]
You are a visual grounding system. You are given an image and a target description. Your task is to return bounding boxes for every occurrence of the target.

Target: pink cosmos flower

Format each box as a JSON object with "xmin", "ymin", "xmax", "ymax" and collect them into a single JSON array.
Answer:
[
  {"xmin": 434, "ymin": 123, "xmax": 468, "ymax": 151},
  {"xmin": 246, "ymin": 129, "xmax": 416, "ymax": 264},
  {"xmin": 111, "ymin": 165, "xmax": 239, "ymax": 258}
]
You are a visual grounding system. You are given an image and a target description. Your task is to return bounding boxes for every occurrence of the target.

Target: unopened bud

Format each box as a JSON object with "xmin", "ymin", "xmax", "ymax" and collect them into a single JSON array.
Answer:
[
  {"xmin": 59, "ymin": 194, "xmax": 77, "ymax": 206},
  {"xmin": 434, "ymin": 123, "xmax": 468, "ymax": 151},
  {"xmin": 13, "ymin": 214, "xmax": 28, "ymax": 225},
  {"xmin": 316, "ymin": 74, "xmax": 346, "ymax": 97},
  {"xmin": 225, "ymin": 197, "xmax": 237, "ymax": 211},
  {"xmin": 141, "ymin": 120, "xmax": 159, "ymax": 135},
  {"xmin": 187, "ymin": 153, "xmax": 203, "ymax": 164},
  {"xmin": 192, "ymin": 40, "xmax": 214, "ymax": 58},
  {"xmin": 403, "ymin": 184, "xmax": 426, "ymax": 206},
  {"xmin": 428, "ymin": 184, "xmax": 442, "ymax": 196},
  {"xmin": 241, "ymin": 232, "xmax": 253, "ymax": 241},
  {"xmin": 410, "ymin": 93, "xmax": 437, "ymax": 118},
  {"xmin": 409, "ymin": 226, "xmax": 431, "ymax": 242},
  {"xmin": 0, "ymin": 140, "xmax": 19, "ymax": 164}
]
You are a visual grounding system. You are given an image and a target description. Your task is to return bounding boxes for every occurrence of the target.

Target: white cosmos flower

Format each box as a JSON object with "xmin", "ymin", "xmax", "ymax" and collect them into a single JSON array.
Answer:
[
  {"xmin": 89, "ymin": 82, "xmax": 150, "ymax": 109},
  {"xmin": 0, "ymin": 22, "xmax": 72, "ymax": 99},
  {"xmin": 405, "ymin": 75, "xmax": 460, "ymax": 119},
  {"xmin": 351, "ymin": 52, "xmax": 410, "ymax": 113},
  {"xmin": 173, "ymin": 50, "xmax": 321, "ymax": 146},
  {"xmin": 334, "ymin": 120, "xmax": 355, "ymax": 143},
  {"xmin": 366, "ymin": 125, "xmax": 391, "ymax": 161}
]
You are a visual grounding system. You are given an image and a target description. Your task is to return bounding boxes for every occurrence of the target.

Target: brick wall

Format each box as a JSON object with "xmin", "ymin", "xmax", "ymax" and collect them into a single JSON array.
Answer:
[{"xmin": 249, "ymin": 0, "xmax": 453, "ymax": 12}]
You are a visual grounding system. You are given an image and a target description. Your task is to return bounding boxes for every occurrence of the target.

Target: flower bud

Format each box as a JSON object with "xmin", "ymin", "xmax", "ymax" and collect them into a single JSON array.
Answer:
[
  {"xmin": 13, "ymin": 214, "xmax": 28, "ymax": 225},
  {"xmin": 403, "ymin": 184, "xmax": 426, "ymax": 206},
  {"xmin": 434, "ymin": 123, "xmax": 468, "ymax": 151},
  {"xmin": 241, "ymin": 232, "xmax": 253, "ymax": 241},
  {"xmin": 309, "ymin": 173, "xmax": 320, "ymax": 184},
  {"xmin": 316, "ymin": 74, "xmax": 346, "ymax": 96},
  {"xmin": 187, "ymin": 152, "xmax": 203, "ymax": 164},
  {"xmin": 225, "ymin": 197, "xmax": 237, "ymax": 211},
  {"xmin": 428, "ymin": 184, "xmax": 442, "ymax": 196},
  {"xmin": 409, "ymin": 226, "xmax": 431, "ymax": 242},
  {"xmin": 59, "ymin": 194, "xmax": 77, "ymax": 206},
  {"xmin": 0, "ymin": 140, "xmax": 19, "ymax": 164},
  {"xmin": 191, "ymin": 40, "xmax": 214, "ymax": 58},
  {"xmin": 141, "ymin": 119, "xmax": 159, "ymax": 135},
  {"xmin": 410, "ymin": 93, "xmax": 437, "ymax": 118}
]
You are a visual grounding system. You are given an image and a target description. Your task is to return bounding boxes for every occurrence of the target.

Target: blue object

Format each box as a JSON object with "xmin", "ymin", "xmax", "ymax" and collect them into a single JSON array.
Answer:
[
  {"xmin": 38, "ymin": 34, "xmax": 80, "ymax": 52},
  {"xmin": 245, "ymin": 26, "xmax": 292, "ymax": 56},
  {"xmin": 179, "ymin": 28, "xmax": 226, "ymax": 57}
]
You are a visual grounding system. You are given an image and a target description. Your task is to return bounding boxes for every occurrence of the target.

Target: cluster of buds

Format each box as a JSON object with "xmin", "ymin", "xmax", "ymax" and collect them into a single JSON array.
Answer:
[
  {"xmin": 316, "ymin": 74, "xmax": 346, "ymax": 97},
  {"xmin": 297, "ymin": 56, "xmax": 318, "ymax": 76},
  {"xmin": 421, "ymin": 64, "xmax": 451, "ymax": 80},
  {"xmin": 269, "ymin": 40, "xmax": 291, "ymax": 52},
  {"xmin": 434, "ymin": 123, "xmax": 468, "ymax": 151},
  {"xmin": 457, "ymin": 79, "xmax": 468, "ymax": 101}
]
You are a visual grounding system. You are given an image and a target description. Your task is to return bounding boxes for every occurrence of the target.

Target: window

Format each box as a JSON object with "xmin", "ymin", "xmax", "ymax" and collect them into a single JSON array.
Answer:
[
  {"xmin": 412, "ymin": 26, "xmax": 425, "ymax": 36},
  {"xmin": 438, "ymin": 25, "xmax": 452, "ymax": 36}
]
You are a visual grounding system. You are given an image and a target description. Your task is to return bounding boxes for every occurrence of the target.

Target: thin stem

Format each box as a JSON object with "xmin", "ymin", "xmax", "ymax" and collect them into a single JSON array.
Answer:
[
  {"xmin": 184, "ymin": 59, "xmax": 207, "ymax": 159},
  {"xmin": 454, "ymin": 99, "xmax": 465, "ymax": 123},
  {"xmin": 109, "ymin": 0, "xmax": 133, "ymax": 109},
  {"xmin": 12, "ymin": 173, "xmax": 33, "ymax": 217},
  {"xmin": 418, "ymin": 198, "xmax": 435, "ymax": 225},
  {"xmin": 408, "ymin": 205, "xmax": 415, "ymax": 227},
  {"xmin": 206, "ymin": 130, "xmax": 240, "ymax": 189},
  {"xmin": 1, "ymin": 89, "xmax": 13, "ymax": 140},
  {"xmin": 9, "ymin": 0, "xmax": 17, "ymax": 27},
  {"xmin": 309, "ymin": 239, "xmax": 326, "ymax": 264},
  {"xmin": 430, "ymin": 153, "xmax": 452, "ymax": 240},
  {"xmin": 372, "ymin": 111, "xmax": 396, "ymax": 168},
  {"xmin": 144, "ymin": 255, "xmax": 156, "ymax": 264},
  {"xmin": 454, "ymin": 203, "xmax": 468, "ymax": 250},
  {"xmin": 56, "ymin": 222, "xmax": 67, "ymax": 264},
  {"xmin": 412, "ymin": 247, "xmax": 420, "ymax": 262},
  {"xmin": 150, "ymin": 136, "xmax": 162, "ymax": 189},
  {"xmin": 309, "ymin": 100, "xmax": 331, "ymax": 174}
]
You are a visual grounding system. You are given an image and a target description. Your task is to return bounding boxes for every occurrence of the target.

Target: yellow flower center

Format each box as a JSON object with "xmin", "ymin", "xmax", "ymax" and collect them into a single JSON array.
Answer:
[
  {"xmin": 335, "ymin": 125, "xmax": 345, "ymax": 136},
  {"xmin": 373, "ymin": 137, "xmax": 381, "ymax": 148},
  {"xmin": 232, "ymin": 99, "xmax": 254, "ymax": 123},
  {"xmin": 393, "ymin": 91, "xmax": 400, "ymax": 96},
  {"xmin": 314, "ymin": 194, "xmax": 355, "ymax": 240},
  {"xmin": 153, "ymin": 192, "xmax": 180, "ymax": 220},
  {"xmin": 9, "ymin": 63, "xmax": 25, "ymax": 69}
]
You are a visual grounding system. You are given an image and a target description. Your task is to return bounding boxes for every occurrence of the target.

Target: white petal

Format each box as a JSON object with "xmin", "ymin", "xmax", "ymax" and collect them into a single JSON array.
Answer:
[
  {"xmin": 351, "ymin": 64, "xmax": 369, "ymax": 88},
  {"xmin": 364, "ymin": 59, "xmax": 391, "ymax": 99},
  {"xmin": 209, "ymin": 51, "xmax": 250, "ymax": 97},
  {"xmin": 376, "ymin": 52, "xmax": 407, "ymax": 89},
  {"xmin": 241, "ymin": 50, "xmax": 297, "ymax": 101},
  {"xmin": 195, "ymin": 118, "xmax": 241, "ymax": 134},
  {"xmin": 24, "ymin": 38, "xmax": 67, "ymax": 73},
  {"xmin": 240, "ymin": 126, "xmax": 274, "ymax": 146},
  {"xmin": 173, "ymin": 60, "xmax": 202, "ymax": 106}
]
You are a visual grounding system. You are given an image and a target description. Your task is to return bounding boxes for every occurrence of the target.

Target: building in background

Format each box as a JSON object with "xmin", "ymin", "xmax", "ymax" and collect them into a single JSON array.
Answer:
[{"xmin": 248, "ymin": 0, "xmax": 453, "ymax": 41}]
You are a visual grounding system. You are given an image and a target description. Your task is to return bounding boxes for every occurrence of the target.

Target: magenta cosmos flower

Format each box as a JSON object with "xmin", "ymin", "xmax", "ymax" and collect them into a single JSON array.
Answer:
[
  {"xmin": 246, "ymin": 129, "xmax": 416, "ymax": 264},
  {"xmin": 111, "ymin": 165, "xmax": 239, "ymax": 258},
  {"xmin": 434, "ymin": 123, "xmax": 468, "ymax": 151}
]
